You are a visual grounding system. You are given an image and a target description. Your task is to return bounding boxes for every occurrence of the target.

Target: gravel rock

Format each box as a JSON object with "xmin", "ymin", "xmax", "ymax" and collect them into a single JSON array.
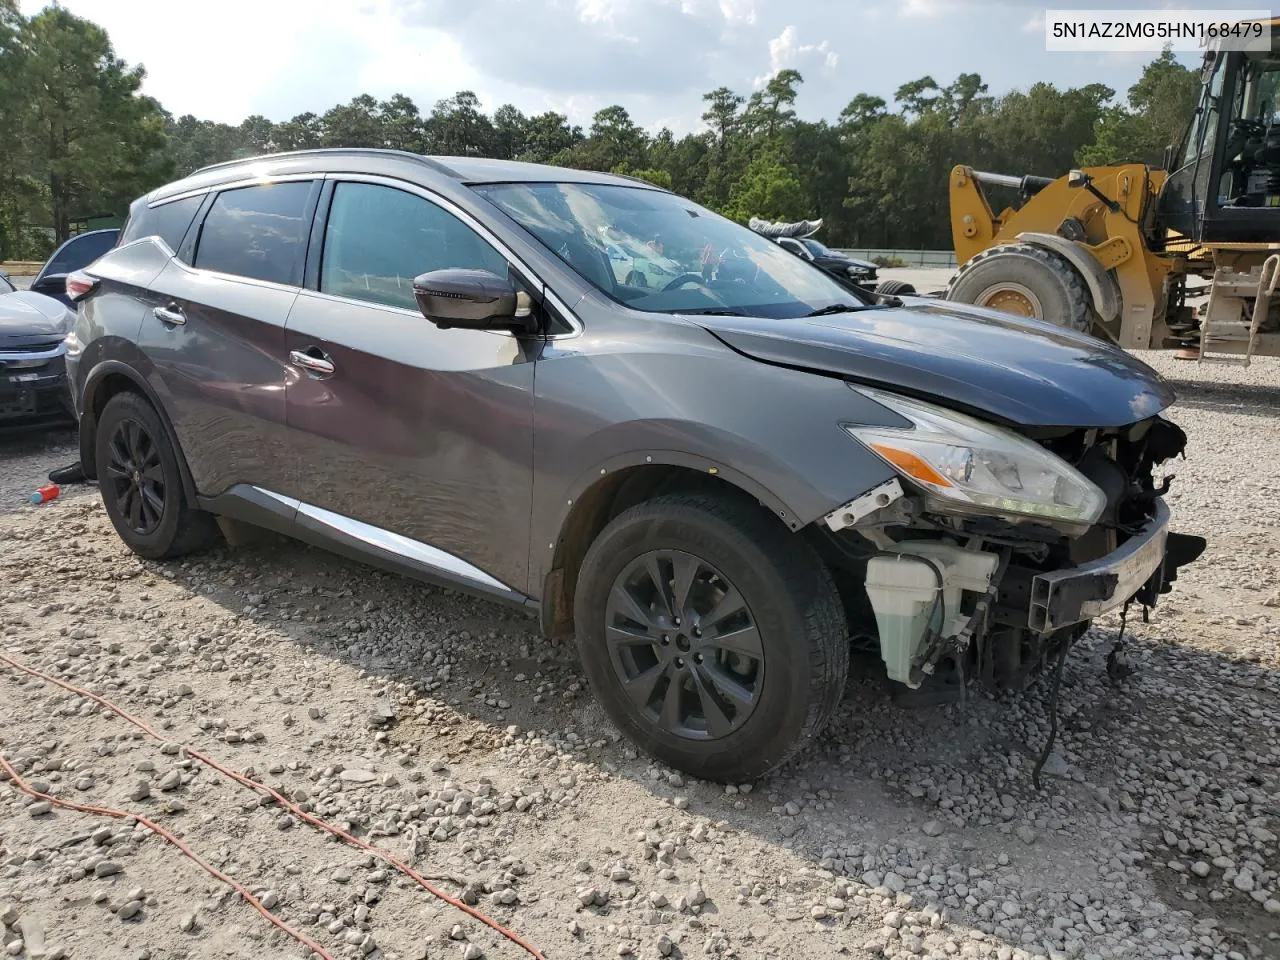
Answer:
[{"xmin": 0, "ymin": 358, "xmax": 1275, "ymax": 960}]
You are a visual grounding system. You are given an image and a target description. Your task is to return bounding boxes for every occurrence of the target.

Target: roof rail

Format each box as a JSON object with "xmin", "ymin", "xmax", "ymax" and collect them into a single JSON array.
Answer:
[{"xmin": 189, "ymin": 147, "xmax": 459, "ymax": 179}]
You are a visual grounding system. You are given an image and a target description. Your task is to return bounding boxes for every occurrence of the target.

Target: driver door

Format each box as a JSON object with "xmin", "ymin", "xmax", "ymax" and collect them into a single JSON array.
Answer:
[{"xmin": 281, "ymin": 178, "xmax": 537, "ymax": 599}]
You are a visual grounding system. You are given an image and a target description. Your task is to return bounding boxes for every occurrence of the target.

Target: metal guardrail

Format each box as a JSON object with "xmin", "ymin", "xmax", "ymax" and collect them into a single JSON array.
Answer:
[{"xmin": 835, "ymin": 249, "xmax": 957, "ymax": 268}]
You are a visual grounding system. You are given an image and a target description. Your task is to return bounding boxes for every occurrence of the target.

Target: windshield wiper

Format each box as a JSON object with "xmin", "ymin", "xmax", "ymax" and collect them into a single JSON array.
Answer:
[
  {"xmin": 672, "ymin": 307, "xmax": 749, "ymax": 316},
  {"xmin": 802, "ymin": 303, "xmax": 866, "ymax": 317}
]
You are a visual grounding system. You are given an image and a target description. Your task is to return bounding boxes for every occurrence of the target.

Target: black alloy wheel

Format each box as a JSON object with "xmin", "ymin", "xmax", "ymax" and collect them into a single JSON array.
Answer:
[
  {"xmin": 94, "ymin": 391, "xmax": 219, "ymax": 560},
  {"xmin": 604, "ymin": 549, "xmax": 764, "ymax": 740},
  {"xmin": 574, "ymin": 492, "xmax": 849, "ymax": 782},
  {"xmin": 105, "ymin": 417, "xmax": 166, "ymax": 535}
]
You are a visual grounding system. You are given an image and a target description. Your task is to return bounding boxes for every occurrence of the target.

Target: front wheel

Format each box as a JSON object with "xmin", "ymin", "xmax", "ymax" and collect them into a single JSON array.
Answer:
[
  {"xmin": 946, "ymin": 242, "xmax": 1093, "ymax": 332},
  {"xmin": 574, "ymin": 493, "xmax": 849, "ymax": 782}
]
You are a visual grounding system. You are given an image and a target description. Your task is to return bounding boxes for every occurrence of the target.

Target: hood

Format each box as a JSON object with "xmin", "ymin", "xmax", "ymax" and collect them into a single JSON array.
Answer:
[
  {"xmin": 696, "ymin": 297, "xmax": 1174, "ymax": 428},
  {"xmin": 0, "ymin": 291, "xmax": 75, "ymax": 340}
]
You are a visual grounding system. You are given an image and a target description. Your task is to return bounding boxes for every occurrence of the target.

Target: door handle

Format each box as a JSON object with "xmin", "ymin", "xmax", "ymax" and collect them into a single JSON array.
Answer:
[
  {"xmin": 289, "ymin": 348, "xmax": 335, "ymax": 377},
  {"xmin": 154, "ymin": 304, "xmax": 186, "ymax": 326}
]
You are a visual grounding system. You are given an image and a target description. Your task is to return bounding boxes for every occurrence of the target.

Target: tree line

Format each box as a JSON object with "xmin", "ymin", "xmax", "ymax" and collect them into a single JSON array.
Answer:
[{"xmin": 0, "ymin": 1, "xmax": 1200, "ymax": 260}]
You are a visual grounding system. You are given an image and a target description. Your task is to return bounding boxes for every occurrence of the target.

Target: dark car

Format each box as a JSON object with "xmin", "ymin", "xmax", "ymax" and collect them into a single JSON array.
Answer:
[
  {"xmin": 0, "ymin": 229, "xmax": 120, "ymax": 430},
  {"xmin": 776, "ymin": 235, "xmax": 879, "ymax": 286},
  {"xmin": 65, "ymin": 149, "xmax": 1201, "ymax": 781},
  {"xmin": 28, "ymin": 229, "xmax": 120, "ymax": 306},
  {"xmin": 0, "ymin": 274, "xmax": 79, "ymax": 430}
]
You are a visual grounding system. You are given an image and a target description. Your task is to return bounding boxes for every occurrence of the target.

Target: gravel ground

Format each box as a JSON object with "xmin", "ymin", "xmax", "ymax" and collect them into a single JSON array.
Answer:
[{"xmin": 1, "ymin": 353, "xmax": 1277, "ymax": 960}]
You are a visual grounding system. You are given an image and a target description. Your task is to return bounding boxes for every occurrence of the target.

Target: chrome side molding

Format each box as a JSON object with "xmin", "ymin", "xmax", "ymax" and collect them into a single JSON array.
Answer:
[{"xmin": 248, "ymin": 486, "xmax": 511, "ymax": 593}]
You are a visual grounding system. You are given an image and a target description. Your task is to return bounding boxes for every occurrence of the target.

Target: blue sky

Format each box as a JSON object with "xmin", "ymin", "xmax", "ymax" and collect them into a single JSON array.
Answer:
[{"xmin": 20, "ymin": 0, "xmax": 1205, "ymax": 133}]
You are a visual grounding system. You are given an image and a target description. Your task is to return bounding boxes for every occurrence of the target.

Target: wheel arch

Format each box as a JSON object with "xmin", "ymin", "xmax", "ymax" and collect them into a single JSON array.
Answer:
[
  {"xmin": 537, "ymin": 454, "xmax": 805, "ymax": 641},
  {"xmin": 79, "ymin": 360, "xmax": 199, "ymax": 506}
]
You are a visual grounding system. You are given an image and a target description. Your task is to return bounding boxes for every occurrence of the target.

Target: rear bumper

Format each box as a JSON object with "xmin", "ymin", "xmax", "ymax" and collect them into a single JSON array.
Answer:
[{"xmin": 1028, "ymin": 500, "xmax": 1170, "ymax": 633}]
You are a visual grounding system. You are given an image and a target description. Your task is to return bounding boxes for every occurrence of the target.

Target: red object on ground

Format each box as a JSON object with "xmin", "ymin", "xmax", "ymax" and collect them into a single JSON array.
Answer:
[
  {"xmin": 0, "ymin": 651, "xmax": 549, "ymax": 960},
  {"xmin": 28, "ymin": 484, "xmax": 60, "ymax": 504},
  {"xmin": 0, "ymin": 753, "xmax": 335, "ymax": 960}
]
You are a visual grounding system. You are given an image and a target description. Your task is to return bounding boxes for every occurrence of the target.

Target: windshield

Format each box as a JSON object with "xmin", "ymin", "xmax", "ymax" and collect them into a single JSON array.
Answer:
[
  {"xmin": 474, "ymin": 181, "xmax": 860, "ymax": 318},
  {"xmin": 801, "ymin": 238, "xmax": 833, "ymax": 257}
]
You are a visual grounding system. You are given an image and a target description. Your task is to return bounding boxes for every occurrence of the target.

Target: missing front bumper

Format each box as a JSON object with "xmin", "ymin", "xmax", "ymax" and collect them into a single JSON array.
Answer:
[{"xmin": 1028, "ymin": 500, "xmax": 1170, "ymax": 633}]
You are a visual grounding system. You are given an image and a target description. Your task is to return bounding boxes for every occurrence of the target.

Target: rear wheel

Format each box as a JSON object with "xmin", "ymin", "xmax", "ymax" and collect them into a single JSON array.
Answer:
[
  {"xmin": 947, "ymin": 242, "xmax": 1093, "ymax": 333},
  {"xmin": 574, "ymin": 492, "xmax": 848, "ymax": 782},
  {"xmin": 95, "ymin": 392, "xmax": 218, "ymax": 560}
]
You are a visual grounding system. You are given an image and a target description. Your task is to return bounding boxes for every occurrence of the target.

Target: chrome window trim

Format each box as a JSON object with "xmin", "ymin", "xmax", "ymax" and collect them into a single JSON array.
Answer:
[
  {"xmin": 293, "ymin": 286, "xmax": 522, "ymax": 341},
  {"xmin": 148, "ymin": 172, "xmax": 319, "ymax": 208},
  {"xmin": 318, "ymin": 173, "xmax": 584, "ymax": 340},
  {"xmin": 166, "ymin": 254, "xmax": 306, "ymax": 297},
  {"xmin": 249, "ymin": 485, "xmax": 513, "ymax": 593}
]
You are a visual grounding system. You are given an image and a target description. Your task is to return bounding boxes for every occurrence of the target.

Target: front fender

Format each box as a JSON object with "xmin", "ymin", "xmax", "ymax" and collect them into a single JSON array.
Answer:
[
  {"xmin": 527, "ymin": 343, "xmax": 903, "ymax": 595},
  {"xmin": 1016, "ymin": 231, "xmax": 1121, "ymax": 324}
]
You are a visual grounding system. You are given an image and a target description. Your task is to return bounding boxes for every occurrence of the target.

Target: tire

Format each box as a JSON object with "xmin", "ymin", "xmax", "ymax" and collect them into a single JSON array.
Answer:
[
  {"xmin": 875, "ymin": 279, "xmax": 916, "ymax": 296},
  {"xmin": 574, "ymin": 492, "xmax": 848, "ymax": 782},
  {"xmin": 95, "ymin": 391, "xmax": 219, "ymax": 561},
  {"xmin": 946, "ymin": 242, "xmax": 1093, "ymax": 333}
]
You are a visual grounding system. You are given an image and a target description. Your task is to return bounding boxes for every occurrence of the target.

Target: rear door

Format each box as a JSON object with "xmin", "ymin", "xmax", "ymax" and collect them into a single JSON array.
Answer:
[
  {"xmin": 137, "ymin": 177, "xmax": 320, "ymax": 498},
  {"xmin": 281, "ymin": 177, "xmax": 536, "ymax": 599}
]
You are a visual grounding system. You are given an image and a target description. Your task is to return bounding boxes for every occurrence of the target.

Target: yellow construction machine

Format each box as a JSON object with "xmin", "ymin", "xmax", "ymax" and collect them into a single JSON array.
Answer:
[{"xmin": 945, "ymin": 19, "xmax": 1280, "ymax": 366}]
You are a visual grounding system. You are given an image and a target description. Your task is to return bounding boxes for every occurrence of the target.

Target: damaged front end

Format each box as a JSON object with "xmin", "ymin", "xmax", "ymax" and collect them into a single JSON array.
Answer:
[{"xmin": 818, "ymin": 391, "xmax": 1205, "ymax": 696}]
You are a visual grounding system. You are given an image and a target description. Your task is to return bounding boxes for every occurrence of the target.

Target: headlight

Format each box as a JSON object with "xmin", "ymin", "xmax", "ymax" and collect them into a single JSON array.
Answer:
[
  {"xmin": 844, "ymin": 388, "xmax": 1105, "ymax": 526},
  {"xmin": 846, "ymin": 265, "xmax": 869, "ymax": 277}
]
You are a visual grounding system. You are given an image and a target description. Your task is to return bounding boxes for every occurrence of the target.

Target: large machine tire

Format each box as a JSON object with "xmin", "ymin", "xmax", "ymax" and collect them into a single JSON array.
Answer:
[{"xmin": 947, "ymin": 242, "xmax": 1093, "ymax": 333}]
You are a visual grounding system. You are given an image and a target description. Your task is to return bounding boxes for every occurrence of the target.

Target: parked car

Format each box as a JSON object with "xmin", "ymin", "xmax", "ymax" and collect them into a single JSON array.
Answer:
[
  {"xmin": 777, "ymin": 236, "xmax": 879, "ymax": 285},
  {"xmin": 65, "ymin": 150, "xmax": 1202, "ymax": 781},
  {"xmin": 1, "ymin": 272, "xmax": 80, "ymax": 431},
  {"xmin": 28, "ymin": 229, "xmax": 120, "ymax": 306}
]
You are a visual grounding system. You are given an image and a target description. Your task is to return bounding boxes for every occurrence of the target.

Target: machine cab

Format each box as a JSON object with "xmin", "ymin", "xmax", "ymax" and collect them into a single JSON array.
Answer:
[{"xmin": 1163, "ymin": 21, "xmax": 1280, "ymax": 243}]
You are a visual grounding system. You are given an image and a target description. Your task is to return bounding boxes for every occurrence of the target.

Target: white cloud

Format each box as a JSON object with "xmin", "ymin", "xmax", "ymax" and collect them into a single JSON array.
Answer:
[
  {"xmin": 719, "ymin": 0, "xmax": 756, "ymax": 24},
  {"xmin": 18, "ymin": 0, "xmax": 1186, "ymax": 142},
  {"xmin": 755, "ymin": 24, "xmax": 838, "ymax": 85}
]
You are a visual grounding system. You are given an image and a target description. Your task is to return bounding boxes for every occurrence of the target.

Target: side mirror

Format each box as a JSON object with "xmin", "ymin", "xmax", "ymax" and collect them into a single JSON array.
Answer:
[
  {"xmin": 412, "ymin": 268, "xmax": 533, "ymax": 332},
  {"xmin": 1161, "ymin": 143, "xmax": 1177, "ymax": 171}
]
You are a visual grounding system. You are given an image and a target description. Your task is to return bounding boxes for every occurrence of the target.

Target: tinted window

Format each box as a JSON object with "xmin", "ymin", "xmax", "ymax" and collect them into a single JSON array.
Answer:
[
  {"xmin": 43, "ymin": 230, "xmax": 119, "ymax": 276},
  {"xmin": 119, "ymin": 195, "xmax": 204, "ymax": 255},
  {"xmin": 320, "ymin": 182, "xmax": 507, "ymax": 310},
  {"xmin": 194, "ymin": 182, "xmax": 313, "ymax": 286}
]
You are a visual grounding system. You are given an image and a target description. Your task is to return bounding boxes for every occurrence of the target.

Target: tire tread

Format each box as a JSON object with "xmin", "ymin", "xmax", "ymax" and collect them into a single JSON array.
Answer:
[{"xmin": 947, "ymin": 242, "xmax": 1092, "ymax": 332}]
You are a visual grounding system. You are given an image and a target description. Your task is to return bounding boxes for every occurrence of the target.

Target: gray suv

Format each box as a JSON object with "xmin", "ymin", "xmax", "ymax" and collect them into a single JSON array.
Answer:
[{"xmin": 65, "ymin": 149, "xmax": 1202, "ymax": 781}]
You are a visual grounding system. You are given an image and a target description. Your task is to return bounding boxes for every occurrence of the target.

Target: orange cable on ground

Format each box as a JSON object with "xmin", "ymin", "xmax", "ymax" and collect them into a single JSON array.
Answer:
[
  {"xmin": 0, "ymin": 751, "xmax": 335, "ymax": 960},
  {"xmin": 0, "ymin": 652, "xmax": 548, "ymax": 960}
]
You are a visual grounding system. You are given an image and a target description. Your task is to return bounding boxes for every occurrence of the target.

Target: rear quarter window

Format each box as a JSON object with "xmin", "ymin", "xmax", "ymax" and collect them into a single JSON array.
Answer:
[
  {"xmin": 193, "ymin": 182, "xmax": 314, "ymax": 286},
  {"xmin": 119, "ymin": 195, "xmax": 204, "ymax": 257}
]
